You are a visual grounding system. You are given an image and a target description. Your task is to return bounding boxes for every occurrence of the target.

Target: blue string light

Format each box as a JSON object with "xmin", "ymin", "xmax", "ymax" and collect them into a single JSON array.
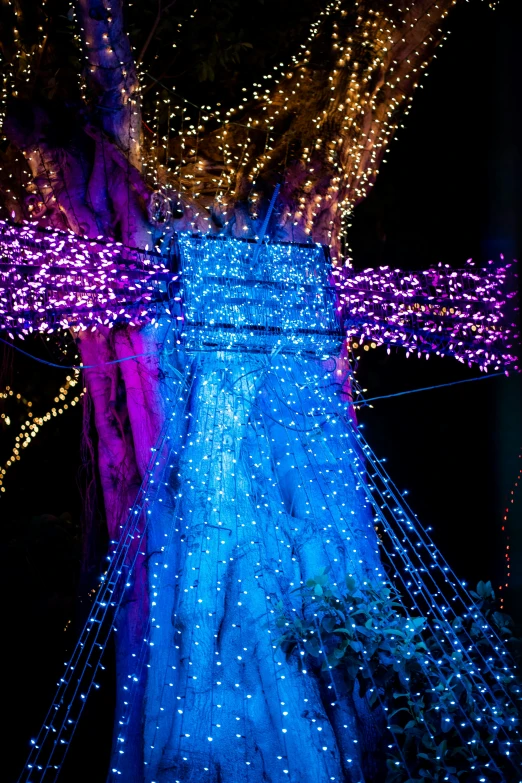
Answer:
[
  {"xmin": 0, "ymin": 335, "xmax": 156, "ymax": 370},
  {"xmin": 15, "ymin": 235, "xmax": 521, "ymax": 782},
  {"xmin": 351, "ymin": 371, "xmax": 506, "ymax": 406},
  {"xmin": 17, "ymin": 368, "xmax": 192, "ymax": 783}
]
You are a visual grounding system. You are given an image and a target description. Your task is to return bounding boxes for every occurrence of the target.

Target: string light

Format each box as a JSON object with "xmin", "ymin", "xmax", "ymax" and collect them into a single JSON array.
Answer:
[
  {"xmin": 1, "ymin": 223, "xmax": 518, "ymax": 375},
  {"xmin": 499, "ymin": 449, "xmax": 522, "ymax": 610},
  {"xmin": 17, "ymin": 393, "xmax": 188, "ymax": 783},
  {"xmin": 0, "ymin": 218, "xmax": 178, "ymax": 335},
  {"xmin": 0, "ymin": 369, "xmax": 83, "ymax": 494},
  {"xmin": 134, "ymin": 0, "xmax": 473, "ymax": 255},
  {"xmin": 3, "ymin": 2, "xmax": 518, "ymax": 780},
  {"xmin": 333, "ymin": 257, "xmax": 520, "ymax": 373}
]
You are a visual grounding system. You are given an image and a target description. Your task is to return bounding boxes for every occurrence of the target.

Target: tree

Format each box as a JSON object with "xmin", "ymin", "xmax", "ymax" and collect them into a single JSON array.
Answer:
[{"xmin": 1, "ymin": 1, "xmax": 482, "ymax": 781}]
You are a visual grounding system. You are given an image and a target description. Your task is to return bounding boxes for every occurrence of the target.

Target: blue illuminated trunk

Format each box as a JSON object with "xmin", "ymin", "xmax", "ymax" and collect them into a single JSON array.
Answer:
[{"xmin": 105, "ymin": 241, "xmax": 386, "ymax": 782}]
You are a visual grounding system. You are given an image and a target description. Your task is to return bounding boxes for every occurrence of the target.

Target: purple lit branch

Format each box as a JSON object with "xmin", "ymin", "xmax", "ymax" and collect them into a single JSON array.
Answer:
[
  {"xmin": 334, "ymin": 261, "xmax": 520, "ymax": 372},
  {"xmin": 0, "ymin": 219, "xmax": 519, "ymax": 373},
  {"xmin": 0, "ymin": 220, "xmax": 177, "ymax": 336}
]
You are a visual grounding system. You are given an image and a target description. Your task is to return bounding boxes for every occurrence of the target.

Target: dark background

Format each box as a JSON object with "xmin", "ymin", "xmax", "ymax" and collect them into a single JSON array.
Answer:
[
  {"xmin": 2, "ymin": 0, "xmax": 521, "ymax": 779},
  {"xmin": 352, "ymin": 0, "xmax": 522, "ymax": 607}
]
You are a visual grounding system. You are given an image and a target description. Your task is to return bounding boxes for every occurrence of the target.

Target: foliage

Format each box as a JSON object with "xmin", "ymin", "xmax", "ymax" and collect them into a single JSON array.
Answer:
[{"xmin": 276, "ymin": 571, "xmax": 521, "ymax": 782}]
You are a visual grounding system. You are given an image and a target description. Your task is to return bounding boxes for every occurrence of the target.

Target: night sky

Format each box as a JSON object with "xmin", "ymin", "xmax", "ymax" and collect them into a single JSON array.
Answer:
[{"xmin": 2, "ymin": 1, "xmax": 521, "ymax": 779}]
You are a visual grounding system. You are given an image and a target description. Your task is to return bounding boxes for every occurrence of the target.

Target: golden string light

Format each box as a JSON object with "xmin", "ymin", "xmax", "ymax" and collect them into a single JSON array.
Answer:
[
  {"xmin": 0, "ymin": 4, "xmax": 48, "ymax": 132},
  {"xmin": 117, "ymin": 1, "xmax": 429, "ymax": 246},
  {"xmin": 0, "ymin": 369, "xmax": 85, "ymax": 494},
  {"xmin": 134, "ymin": 0, "xmax": 468, "ymax": 250}
]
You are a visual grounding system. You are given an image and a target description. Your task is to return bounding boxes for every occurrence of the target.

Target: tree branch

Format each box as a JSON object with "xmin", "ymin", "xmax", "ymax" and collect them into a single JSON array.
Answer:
[
  {"xmin": 137, "ymin": 0, "xmax": 178, "ymax": 65},
  {"xmin": 77, "ymin": 0, "xmax": 142, "ymax": 167},
  {"xmin": 83, "ymin": 123, "xmax": 152, "ymax": 203},
  {"xmin": 184, "ymin": 0, "xmax": 458, "ymax": 258}
]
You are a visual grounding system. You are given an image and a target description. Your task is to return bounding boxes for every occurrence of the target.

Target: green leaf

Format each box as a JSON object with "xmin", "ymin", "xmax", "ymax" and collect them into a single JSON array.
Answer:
[
  {"xmin": 437, "ymin": 739, "xmax": 447, "ymax": 756},
  {"xmin": 381, "ymin": 628, "xmax": 407, "ymax": 639},
  {"xmin": 314, "ymin": 573, "xmax": 329, "ymax": 586},
  {"xmin": 345, "ymin": 574, "xmax": 357, "ymax": 593},
  {"xmin": 378, "ymin": 651, "xmax": 395, "ymax": 666},
  {"xmin": 367, "ymin": 689, "xmax": 379, "ymax": 708},
  {"xmin": 322, "ymin": 615, "xmax": 337, "ymax": 633},
  {"xmin": 441, "ymin": 716, "xmax": 453, "ymax": 733},
  {"xmin": 389, "ymin": 707, "xmax": 411, "ymax": 719},
  {"xmin": 475, "ymin": 580, "xmax": 494, "ymax": 600}
]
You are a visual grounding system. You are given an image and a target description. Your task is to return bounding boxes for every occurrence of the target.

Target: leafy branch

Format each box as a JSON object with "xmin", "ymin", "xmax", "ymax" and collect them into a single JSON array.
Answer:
[{"xmin": 276, "ymin": 572, "xmax": 521, "ymax": 783}]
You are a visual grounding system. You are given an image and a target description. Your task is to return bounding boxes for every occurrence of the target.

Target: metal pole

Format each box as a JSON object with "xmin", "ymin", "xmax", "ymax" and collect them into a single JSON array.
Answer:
[{"xmin": 251, "ymin": 183, "xmax": 281, "ymax": 266}]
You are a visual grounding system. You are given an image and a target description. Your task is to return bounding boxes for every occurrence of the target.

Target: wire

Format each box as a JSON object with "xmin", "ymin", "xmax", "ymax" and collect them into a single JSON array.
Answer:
[
  {"xmin": 0, "ymin": 337, "xmax": 511, "ymax": 391},
  {"xmin": 351, "ymin": 371, "xmax": 506, "ymax": 406},
  {"xmin": 0, "ymin": 335, "xmax": 156, "ymax": 370}
]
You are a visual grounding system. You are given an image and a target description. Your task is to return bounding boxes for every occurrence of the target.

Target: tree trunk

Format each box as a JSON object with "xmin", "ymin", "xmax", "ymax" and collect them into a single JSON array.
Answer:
[{"xmin": 118, "ymin": 348, "xmax": 384, "ymax": 783}]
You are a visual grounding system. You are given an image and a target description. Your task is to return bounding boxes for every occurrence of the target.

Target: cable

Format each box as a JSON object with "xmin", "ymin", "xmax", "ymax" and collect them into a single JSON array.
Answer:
[
  {"xmin": 0, "ymin": 335, "xmax": 156, "ymax": 370},
  {"xmin": 1, "ymin": 334, "xmax": 509, "ymax": 401},
  {"xmin": 351, "ymin": 370, "xmax": 506, "ymax": 406}
]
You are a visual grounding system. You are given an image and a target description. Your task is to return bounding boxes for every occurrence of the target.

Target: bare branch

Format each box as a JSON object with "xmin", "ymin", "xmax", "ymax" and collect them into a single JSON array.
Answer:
[{"xmin": 137, "ymin": 0, "xmax": 178, "ymax": 65}]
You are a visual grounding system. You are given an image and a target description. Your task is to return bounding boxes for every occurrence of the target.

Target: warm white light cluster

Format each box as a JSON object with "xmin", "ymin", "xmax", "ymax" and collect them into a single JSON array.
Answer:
[
  {"xmin": 0, "ymin": 0, "xmax": 48, "ymax": 216},
  {"xmin": 0, "ymin": 369, "xmax": 83, "ymax": 494},
  {"xmin": 138, "ymin": 1, "xmax": 464, "ymax": 247}
]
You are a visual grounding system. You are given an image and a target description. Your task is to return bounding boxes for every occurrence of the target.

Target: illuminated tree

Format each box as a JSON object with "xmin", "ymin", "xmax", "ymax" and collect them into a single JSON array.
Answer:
[{"xmin": 4, "ymin": 2, "xmax": 516, "ymax": 782}]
